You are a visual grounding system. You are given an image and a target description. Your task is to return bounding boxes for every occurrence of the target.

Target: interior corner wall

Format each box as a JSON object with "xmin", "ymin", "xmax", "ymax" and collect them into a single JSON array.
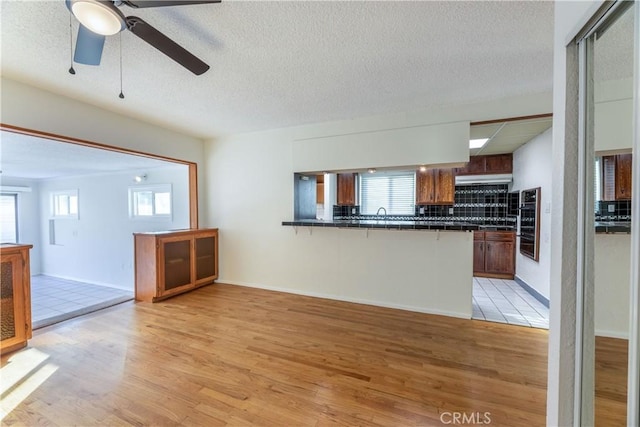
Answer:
[
  {"xmin": 0, "ymin": 78, "xmax": 207, "ymax": 223},
  {"xmin": 0, "ymin": 177, "xmax": 42, "ymax": 274},
  {"xmin": 511, "ymin": 127, "xmax": 552, "ymax": 300}
]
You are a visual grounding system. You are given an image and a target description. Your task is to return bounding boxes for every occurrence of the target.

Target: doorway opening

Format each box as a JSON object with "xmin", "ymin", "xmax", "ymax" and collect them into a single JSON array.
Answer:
[{"xmin": 1, "ymin": 125, "xmax": 198, "ymax": 329}]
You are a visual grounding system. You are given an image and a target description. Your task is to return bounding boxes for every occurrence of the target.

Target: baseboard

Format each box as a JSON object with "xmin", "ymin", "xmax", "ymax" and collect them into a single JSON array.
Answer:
[
  {"xmin": 514, "ymin": 275, "xmax": 549, "ymax": 308},
  {"xmin": 35, "ymin": 273, "xmax": 132, "ymax": 292},
  {"xmin": 218, "ymin": 278, "xmax": 472, "ymax": 320}
]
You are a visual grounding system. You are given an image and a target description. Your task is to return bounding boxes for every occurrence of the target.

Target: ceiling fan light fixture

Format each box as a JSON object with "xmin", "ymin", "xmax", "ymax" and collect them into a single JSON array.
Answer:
[{"xmin": 71, "ymin": 0, "xmax": 125, "ymax": 36}]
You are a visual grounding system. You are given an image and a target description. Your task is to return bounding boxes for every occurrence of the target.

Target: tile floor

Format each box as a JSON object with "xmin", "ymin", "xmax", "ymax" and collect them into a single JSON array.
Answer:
[
  {"xmin": 472, "ymin": 277, "xmax": 549, "ymax": 329},
  {"xmin": 31, "ymin": 275, "xmax": 133, "ymax": 329}
]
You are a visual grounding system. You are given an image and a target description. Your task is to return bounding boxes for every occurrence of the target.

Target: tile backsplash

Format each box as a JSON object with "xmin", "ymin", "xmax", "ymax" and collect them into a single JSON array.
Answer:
[
  {"xmin": 596, "ymin": 200, "xmax": 632, "ymax": 221},
  {"xmin": 333, "ymin": 184, "xmax": 518, "ymax": 226},
  {"xmin": 415, "ymin": 184, "xmax": 517, "ymax": 226}
]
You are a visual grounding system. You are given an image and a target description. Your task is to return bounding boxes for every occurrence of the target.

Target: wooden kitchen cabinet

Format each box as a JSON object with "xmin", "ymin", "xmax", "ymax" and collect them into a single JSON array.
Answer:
[
  {"xmin": 485, "ymin": 154, "xmax": 513, "ymax": 174},
  {"xmin": 602, "ymin": 154, "xmax": 633, "ymax": 201},
  {"xmin": 473, "ymin": 232, "xmax": 486, "ymax": 274},
  {"xmin": 134, "ymin": 228, "xmax": 218, "ymax": 302},
  {"xmin": 316, "ymin": 174, "xmax": 325, "ymax": 204},
  {"xmin": 337, "ymin": 173, "xmax": 357, "ymax": 205},
  {"xmin": 416, "ymin": 168, "xmax": 454, "ymax": 205},
  {"xmin": 473, "ymin": 231, "xmax": 515, "ymax": 279},
  {"xmin": 455, "ymin": 154, "xmax": 513, "ymax": 176},
  {"xmin": 1, "ymin": 244, "xmax": 33, "ymax": 355}
]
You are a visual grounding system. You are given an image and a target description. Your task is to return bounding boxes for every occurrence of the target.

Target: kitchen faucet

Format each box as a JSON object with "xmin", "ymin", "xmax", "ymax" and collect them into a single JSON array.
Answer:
[{"xmin": 376, "ymin": 207, "xmax": 387, "ymax": 216}]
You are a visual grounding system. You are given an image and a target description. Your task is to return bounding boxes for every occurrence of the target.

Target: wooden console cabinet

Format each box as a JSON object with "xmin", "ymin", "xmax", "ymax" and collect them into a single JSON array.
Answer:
[
  {"xmin": 1, "ymin": 244, "xmax": 33, "ymax": 355},
  {"xmin": 134, "ymin": 229, "xmax": 218, "ymax": 302},
  {"xmin": 473, "ymin": 231, "xmax": 515, "ymax": 279}
]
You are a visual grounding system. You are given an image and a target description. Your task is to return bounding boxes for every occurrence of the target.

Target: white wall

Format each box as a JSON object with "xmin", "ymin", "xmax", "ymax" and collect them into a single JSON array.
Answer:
[
  {"xmin": 292, "ymin": 120, "xmax": 470, "ymax": 172},
  {"xmin": 595, "ymin": 234, "xmax": 631, "ymax": 338},
  {"xmin": 512, "ymin": 128, "xmax": 552, "ymax": 300},
  {"xmin": 0, "ymin": 177, "xmax": 42, "ymax": 274},
  {"xmin": 206, "ymin": 127, "xmax": 473, "ymax": 317},
  {"xmin": 0, "ymin": 78, "xmax": 207, "ymax": 223},
  {"xmin": 37, "ymin": 166, "xmax": 189, "ymax": 290},
  {"xmin": 595, "ymin": 78, "xmax": 634, "ymax": 152},
  {"xmin": 204, "ymin": 93, "xmax": 551, "ymax": 318}
]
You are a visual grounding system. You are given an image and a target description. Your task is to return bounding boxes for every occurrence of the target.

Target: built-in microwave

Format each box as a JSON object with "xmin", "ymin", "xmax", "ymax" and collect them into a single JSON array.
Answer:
[{"xmin": 519, "ymin": 187, "xmax": 540, "ymax": 261}]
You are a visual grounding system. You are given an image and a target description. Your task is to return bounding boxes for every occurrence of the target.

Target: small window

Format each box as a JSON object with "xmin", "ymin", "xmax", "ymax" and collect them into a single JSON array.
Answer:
[
  {"xmin": 0, "ymin": 193, "xmax": 18, "ymax": 243},
  {"xmin": 129, "ymin": 184, "xmax": 172, "ymax": 219},
  {"xmin": 51, "ymin": 189, "xmax": 79, "ymax": 219},
  {"xmin": 359, "ymin": 171, "xmax": 416, "ymax": 215}
]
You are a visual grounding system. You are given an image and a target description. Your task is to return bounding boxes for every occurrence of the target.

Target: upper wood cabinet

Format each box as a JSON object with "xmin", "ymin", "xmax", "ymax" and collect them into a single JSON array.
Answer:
[
  {"xmin": 416, "ymin": 168, "xmax": 454, "ymax": 205},
  {"xmin": 455, "ymin": 153, "xmax": 513, "ymax": 175},
  {"xmin": 316, "ymin": 174, "xmax": 325, "ymax": 205},
  {"xmin": 1, "ymin": 244, "xmax": 33, "ymax": 355},
  {"xmin": 602, "ymin": 154, "xmax": 633, "ymax": 201},
  {"xmin": 336, "ymin": 173, "xmax": 357, "ymax": 206}
]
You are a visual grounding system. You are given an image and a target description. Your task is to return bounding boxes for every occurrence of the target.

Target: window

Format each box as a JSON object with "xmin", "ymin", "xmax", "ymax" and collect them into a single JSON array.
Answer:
[
  {"xmin": 0, "ymin": 193, "xmax": 18, "ymax": 243},
  {"xmin": 129, "ymin": 184, "xmax": 172, "ymax": 219},
  {"xmin": 51, "ymin": 189, "xmax": 79, "ymax": 219},
  {"xmin": 359, "ymin": 171, "xmax": 415, "ymax": 215}
]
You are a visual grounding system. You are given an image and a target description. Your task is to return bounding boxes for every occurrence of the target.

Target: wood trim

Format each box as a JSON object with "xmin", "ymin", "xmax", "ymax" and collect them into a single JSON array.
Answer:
[
  {"xmin": 189, "ymin": 163, "xmax": 199, "ymax": 228},
  {"xmin": 470, "ymin": 113, "xmax": 553, "ymax": 126},
  {"xmin": 1, "ymin": 123, "xmax": 200, "ymax": 229}
]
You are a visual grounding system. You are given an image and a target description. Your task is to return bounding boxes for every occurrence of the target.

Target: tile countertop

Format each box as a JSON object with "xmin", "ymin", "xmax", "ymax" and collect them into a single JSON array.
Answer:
[
  {"xmin": 284, "ymin": 220, "xmax": 631, "ymax": 233},
  {"xmin": 595, "ymin": 221, "xmax": 631, "ymax": 234},
  {"xmin": 282, "ymin": 219, "xmax": 516, "ymax": 231}
]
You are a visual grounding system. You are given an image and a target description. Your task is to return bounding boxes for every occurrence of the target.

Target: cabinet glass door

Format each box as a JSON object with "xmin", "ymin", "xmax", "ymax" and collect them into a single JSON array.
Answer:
[
  {"xmin": 163, "ymin": 240, "xmax": 191, "ymax": 291},
  {"xmin": 195, "ymin": 236, "xmax": 216, "ymax": 281}
]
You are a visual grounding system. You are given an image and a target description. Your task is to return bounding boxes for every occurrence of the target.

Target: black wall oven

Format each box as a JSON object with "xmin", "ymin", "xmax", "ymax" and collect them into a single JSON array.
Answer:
[{"xmin": 520, "ymin": 187, "xmax": 541, "ymax": 261}]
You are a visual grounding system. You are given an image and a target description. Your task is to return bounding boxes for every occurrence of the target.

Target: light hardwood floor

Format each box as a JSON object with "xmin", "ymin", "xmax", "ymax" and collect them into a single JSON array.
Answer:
[{"xmin": 0, "ymin": 284, "xmax": 626, "ymax": 426}]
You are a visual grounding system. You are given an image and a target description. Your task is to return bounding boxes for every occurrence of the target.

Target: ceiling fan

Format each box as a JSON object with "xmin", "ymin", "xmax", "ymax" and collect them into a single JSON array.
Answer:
[{"xmin": 65, "ymin": 0, "xmax": 220, "ymax": 75}]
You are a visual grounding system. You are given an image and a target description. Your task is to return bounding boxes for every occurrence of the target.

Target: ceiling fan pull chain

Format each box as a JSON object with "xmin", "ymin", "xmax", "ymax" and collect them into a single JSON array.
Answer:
[
  {"xmin": 119, "ymin": 32, "xmax": 125, "ymax": 99},
  {"xmin": 68, "ymin": 13, "xmax": 76, "ymax": 75}
]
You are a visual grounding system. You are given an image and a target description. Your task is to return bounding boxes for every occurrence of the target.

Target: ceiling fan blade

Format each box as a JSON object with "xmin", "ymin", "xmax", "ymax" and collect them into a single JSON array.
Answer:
[
  {"xmin": 123, "ymin": 0, "xmax": 220, "ymax": 8},
  {"xmin": 74, "ymin": 24, "xmax": 106, "ymax": 66},
  {"xmin": 126, "ymin": 16, "xmax": 210, "ymax": 75}
]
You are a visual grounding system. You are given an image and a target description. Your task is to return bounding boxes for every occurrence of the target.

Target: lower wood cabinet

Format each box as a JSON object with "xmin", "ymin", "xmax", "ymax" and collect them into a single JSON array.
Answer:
[
  {"xmin": 473, "ymin": 231, "xmax": 515, "ymax": 279},
  {"xmin": 134, "ymin": 228, "xmax": 218, "ymax": 302},
  {"xmin": 1, "ymin": 244, "xmax": 33, "ymax": 355}
]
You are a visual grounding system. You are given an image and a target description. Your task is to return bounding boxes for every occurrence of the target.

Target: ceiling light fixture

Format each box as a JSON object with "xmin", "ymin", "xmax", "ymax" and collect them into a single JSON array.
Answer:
[
  {"xmin": 69, "ymin": 0, "xmax": 126, "ymax": 36},
  {"xmin": 419, "ymin": 166, "xmax": 427, "ymax": 172},
  {"xmin": 134, "ymin": 174, "xmax": 147, "ymax": 183},
  {"xmin": 469, "ymin": 138, "xmax": 489, "ymax": 149},
  {"xmin": 368, "ymin": 168, "xmax": 377, "ymax": 174}
]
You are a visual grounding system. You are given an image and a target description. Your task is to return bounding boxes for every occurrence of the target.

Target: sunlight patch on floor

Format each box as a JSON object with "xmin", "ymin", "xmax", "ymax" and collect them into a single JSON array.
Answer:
[{"xmin": 0, "ymin": 348, "xmax": 58, "ymax": 420}]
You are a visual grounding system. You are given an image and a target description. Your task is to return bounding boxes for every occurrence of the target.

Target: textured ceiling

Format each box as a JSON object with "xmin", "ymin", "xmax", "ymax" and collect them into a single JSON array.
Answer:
[
  {"xmin": 1, "ymin": 1, "xmax": 554, "ymax": 139},
  {"xmin": 0, "ymin": 130, "xmax": 181, "ymax": 179}
]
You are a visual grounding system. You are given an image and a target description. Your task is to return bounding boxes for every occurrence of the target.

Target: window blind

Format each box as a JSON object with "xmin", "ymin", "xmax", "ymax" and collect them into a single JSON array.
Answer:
[{"xmin": 360, "ymin": 171, "xmax": 415, "ymax": 215}]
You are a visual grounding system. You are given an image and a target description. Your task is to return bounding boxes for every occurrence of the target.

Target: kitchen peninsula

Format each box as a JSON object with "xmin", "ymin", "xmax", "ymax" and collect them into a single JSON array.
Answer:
[{"xmin": 280, "ymin": 222, "xmax": 474, "ymax": 319}]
